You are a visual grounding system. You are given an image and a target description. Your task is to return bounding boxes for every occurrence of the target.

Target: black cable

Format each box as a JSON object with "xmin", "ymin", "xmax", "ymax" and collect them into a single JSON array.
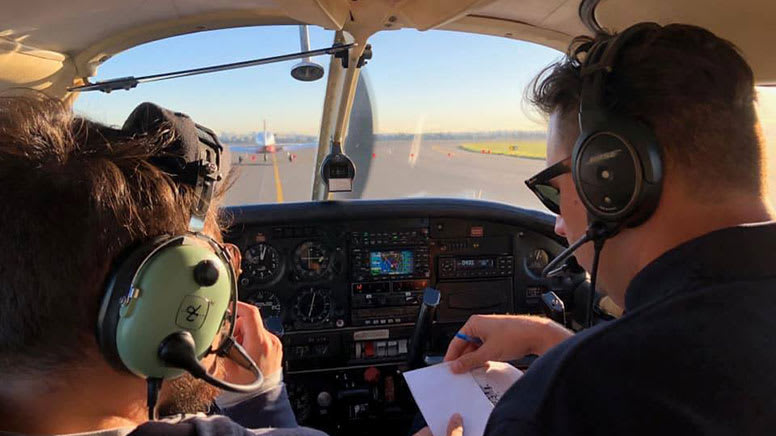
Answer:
[
  {"xmin": 586, "ymin": 238, "xmax": 606, "ymax": 328},
  {"xmin": 542, "ymin": 232, "xmax": 593, "ymax": 277},
  {"xmin": 146, "ymin": 377, "xmax": 163, "ymax": 420},
  {"xmin": 158, "ymin": 331, "xmax": 264, "ymax": 393}
]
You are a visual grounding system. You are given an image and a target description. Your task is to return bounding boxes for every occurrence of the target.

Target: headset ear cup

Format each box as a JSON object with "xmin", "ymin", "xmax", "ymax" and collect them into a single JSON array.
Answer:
[
  {"xmin": 572, "ymin": 116, "xmax": 662, "ymax": 226},
  {"xmin": 97, "ymin": 236, "xmax": 174, "ymax": 373},
  {"xmin": 98, "ymin": 234, "xmax": 235, "ymax": 379},
  {"xmin": 573, "ymin": 132, "xmax": 641, "ymax": 222}
]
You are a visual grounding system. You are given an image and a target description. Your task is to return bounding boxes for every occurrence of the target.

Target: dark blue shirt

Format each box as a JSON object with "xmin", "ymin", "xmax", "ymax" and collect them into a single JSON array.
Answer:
[{"xmin": 485, "ymin": 222, "xmax": 776, "ymax": 435}]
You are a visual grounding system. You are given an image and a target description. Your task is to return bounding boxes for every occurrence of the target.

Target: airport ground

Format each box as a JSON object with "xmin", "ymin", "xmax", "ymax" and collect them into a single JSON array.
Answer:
[
  {"xmin": 224, "ymin": 137, "xmax": 776, "ymax": 214},
  {"xmin": 224, "ymin": 139, "xmax": 549, "ymax": 211}
]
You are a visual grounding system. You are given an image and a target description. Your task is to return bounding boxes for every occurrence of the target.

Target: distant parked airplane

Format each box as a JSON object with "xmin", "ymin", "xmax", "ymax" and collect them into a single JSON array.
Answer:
[{"xmin": 231, "ymin": 120, "xmax": 316, "ymax": 162}]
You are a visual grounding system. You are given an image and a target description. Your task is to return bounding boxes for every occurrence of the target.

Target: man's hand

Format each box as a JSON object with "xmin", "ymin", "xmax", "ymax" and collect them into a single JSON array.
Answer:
[
  {"xmin": 222, "ymin": 302, "xmax": 283, "ymax": 384},
  {"xmin": 444, "ymin": 314, "xmax": 572, "ymax": 374},
  {"xmin": 412, "ymin": 414, "xmax": 464, "ymax": 436}
]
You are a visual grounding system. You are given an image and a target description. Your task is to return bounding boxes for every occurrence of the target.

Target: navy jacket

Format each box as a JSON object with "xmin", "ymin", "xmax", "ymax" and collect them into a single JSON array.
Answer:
[{"xmin": 486, "ymin": 222, "xmax": 776, "ymax": 435}]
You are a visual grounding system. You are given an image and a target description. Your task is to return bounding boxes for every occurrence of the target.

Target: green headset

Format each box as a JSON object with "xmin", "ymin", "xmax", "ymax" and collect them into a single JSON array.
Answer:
[{"xmin": 95, "ymin": 103, "xmax": 263, "ymax": 418}]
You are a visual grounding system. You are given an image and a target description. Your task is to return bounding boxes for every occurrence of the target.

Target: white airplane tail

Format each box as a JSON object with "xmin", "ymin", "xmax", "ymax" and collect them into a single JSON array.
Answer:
[{"xmin": 255, "ymin": 119, "xmax": 276, "ymax": 147}]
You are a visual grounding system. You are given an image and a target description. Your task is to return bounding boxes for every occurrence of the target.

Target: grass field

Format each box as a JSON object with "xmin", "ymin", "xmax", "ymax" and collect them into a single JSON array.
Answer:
[{"xmin": 459, "ymin": 140, "xmax": 547, "ymax": 159}]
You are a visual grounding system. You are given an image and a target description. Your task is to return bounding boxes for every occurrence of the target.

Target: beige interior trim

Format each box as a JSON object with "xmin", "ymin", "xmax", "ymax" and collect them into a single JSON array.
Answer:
[
  {"xmin": 594, "ymin": 0, "xmax": 776, "ymax": 84},
  {"xmin": 398, "ymin": 0, "xmax": 498, "ymax": 31},
  {"xmin": 71, "ymin": 13, "xmax": 303, "ymax": 79},
  {"xmin": 4, "ymin": 0, "xmax": 774, "ymax": 99},
  {"xmin": 440, "ymin": 15, "xmax": 574, "ymax": 51},
  {"xmin": 0, "ymin": 40, "xmax": 75, "ymax": 97},
  {"xmin": 70, "ymin": 0, "xmax": 361, "ymax": 79}
]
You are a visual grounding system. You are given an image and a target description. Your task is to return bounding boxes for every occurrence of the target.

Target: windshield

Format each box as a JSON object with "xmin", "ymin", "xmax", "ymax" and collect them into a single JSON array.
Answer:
[
  {"xmin": 75, "ymin": 26, "xmax": 776, "ymax": 211},
  {"xmin": 74, "ymin": 25, "xmax": 333, "ymax": 204}
]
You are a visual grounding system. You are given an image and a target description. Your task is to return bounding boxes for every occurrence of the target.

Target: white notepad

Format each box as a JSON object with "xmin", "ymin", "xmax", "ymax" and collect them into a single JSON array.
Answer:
[{"xmin": 403, "ymin": 361, "xmax": 523, "ymax": 436}]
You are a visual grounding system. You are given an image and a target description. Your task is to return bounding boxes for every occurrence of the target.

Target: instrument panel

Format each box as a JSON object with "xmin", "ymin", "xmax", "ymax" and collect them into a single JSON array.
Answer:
[{"xmin": 225, "ymin": 199, "xmax": 586, "ymax": 435}]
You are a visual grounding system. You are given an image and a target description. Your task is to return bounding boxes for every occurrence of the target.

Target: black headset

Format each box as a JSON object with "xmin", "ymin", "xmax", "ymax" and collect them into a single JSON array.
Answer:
[
  {"xmin": 540, "ymin": 23, "xmax": 667, "ymax": 328},
  {"xmin": 572, "ymin": 23, "xmax": 664, "ymax": 229}
]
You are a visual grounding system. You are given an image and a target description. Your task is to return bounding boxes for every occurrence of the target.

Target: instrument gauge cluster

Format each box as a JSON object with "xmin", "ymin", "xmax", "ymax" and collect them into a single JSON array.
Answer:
[
  {"xmin": 231, "ymin": 221, "xmax": 571, "ymax": 338},
  {"xmin": 235, "ymin": 232, "xmax": 348, "ymax": 333}
]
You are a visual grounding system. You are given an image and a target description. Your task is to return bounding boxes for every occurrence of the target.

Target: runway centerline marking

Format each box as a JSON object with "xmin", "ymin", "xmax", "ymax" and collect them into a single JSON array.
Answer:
[{"xmin": 271, "ymin": 153, "xmax": 284, "ymax": 203}]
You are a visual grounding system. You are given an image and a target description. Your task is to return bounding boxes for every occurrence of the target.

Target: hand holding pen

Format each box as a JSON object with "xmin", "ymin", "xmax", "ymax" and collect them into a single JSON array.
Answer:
[{"xmin": 443, "ymin": 314, "xmax": 574, "ymax": 374}]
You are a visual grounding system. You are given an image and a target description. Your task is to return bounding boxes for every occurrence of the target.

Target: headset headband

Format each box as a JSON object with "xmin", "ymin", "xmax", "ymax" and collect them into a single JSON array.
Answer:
[
  {"xmin": 579, "ymin": 23, "xmax": 661, "ymax": 132},
  {"xmin": 122, "ymin": 103, "xmax": 223, "ymax": 231}
]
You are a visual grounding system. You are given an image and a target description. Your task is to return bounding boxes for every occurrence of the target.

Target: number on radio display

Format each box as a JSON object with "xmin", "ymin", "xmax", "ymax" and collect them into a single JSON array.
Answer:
[{"xmin": 457, "ymin": 258, "xmax": 495, "ymax": 269}]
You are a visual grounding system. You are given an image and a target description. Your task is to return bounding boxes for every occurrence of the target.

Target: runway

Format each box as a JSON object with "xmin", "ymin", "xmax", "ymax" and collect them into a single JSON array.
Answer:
[{"xmin": 223, "ymin": 139, "xmax": 549, "ymax": 212}]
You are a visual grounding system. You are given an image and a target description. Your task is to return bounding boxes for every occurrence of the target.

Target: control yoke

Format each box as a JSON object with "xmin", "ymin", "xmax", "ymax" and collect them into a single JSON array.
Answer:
[{"xmin": 407, "ymin": 287, "xmax": 441, "ymax": 369}]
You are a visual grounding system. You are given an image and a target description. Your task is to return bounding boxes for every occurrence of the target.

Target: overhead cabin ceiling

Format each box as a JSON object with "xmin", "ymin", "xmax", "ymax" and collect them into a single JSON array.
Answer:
[
  {"xmin": 591, "ymin": 0, "xmax": 776, "ymax": 86},
  {"xmin": 0, "ymin": 0, "xmax": 773, "ymax": 99}
]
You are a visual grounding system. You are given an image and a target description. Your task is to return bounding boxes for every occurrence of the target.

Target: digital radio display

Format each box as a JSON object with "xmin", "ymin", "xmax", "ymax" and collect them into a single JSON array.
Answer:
[
  {"xmin": 456, "ymin": 258, "xmax": 495, "ymax": 270},
  {"xmin": 370, "ymin": 250, "xmax": 414, "ymax": 276}
]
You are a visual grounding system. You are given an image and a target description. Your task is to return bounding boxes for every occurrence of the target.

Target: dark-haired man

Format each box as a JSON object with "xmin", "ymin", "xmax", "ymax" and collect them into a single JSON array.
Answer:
[
  {"xmin": 440, "ymin": 23, "xmax": 776, "ymax": 435},
  {"xmin": 0, "ymin": 98, "xmax": 326, "ymax": 436}
]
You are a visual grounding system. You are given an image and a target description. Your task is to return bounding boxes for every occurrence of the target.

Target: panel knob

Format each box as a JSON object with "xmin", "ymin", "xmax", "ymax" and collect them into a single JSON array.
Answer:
[{"xmin": 317, "ymin": 391, "xmax": 333, "ymax": 408}]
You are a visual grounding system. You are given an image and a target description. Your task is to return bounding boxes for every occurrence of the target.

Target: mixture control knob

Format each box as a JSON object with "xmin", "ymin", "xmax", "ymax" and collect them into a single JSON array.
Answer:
[{"xmin": 317, "ymin": 391, "xmax": 333, "ymax": 408}]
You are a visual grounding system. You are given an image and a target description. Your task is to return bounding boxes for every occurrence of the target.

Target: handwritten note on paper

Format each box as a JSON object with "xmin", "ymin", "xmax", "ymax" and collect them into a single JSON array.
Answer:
[{"xmin": 403, "ymin": 362, "xmax": 523, "ymax": 436}]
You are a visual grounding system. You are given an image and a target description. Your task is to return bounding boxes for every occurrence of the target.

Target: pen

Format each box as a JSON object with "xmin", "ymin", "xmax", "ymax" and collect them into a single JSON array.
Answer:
[{"xmin": 454, "ymin": 332, "xmax": 483, "ymax": 346}]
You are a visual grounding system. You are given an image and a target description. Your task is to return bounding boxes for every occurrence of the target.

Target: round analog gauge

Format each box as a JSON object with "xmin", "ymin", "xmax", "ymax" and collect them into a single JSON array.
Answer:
[
  {"xmin": 242, "ymin": 243, "xmax": 281, "ymax": 283},
  {"xmin": 526, "ymin": 249, "xmax": 550, "ymax": 276},
  {"xmin": 246, "ymin": 290, "xmax": 282, "ymax": 319},
  {"xmin": 293, "ymin": 241, "xmax": 331, "ymax": 280},
  {"xmin": 293, "ymin": 288, "xmax": 332, "ymax": 324}
]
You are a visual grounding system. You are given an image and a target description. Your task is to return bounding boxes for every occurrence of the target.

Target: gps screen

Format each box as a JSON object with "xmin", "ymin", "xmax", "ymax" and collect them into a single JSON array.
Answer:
[{"xmin": 370, "ymin": 250, "xmax": 414, "ymax": 276}]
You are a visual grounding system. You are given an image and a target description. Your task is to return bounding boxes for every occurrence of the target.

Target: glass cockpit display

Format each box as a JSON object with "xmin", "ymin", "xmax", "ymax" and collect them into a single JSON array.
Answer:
[{"xmin": 369, "ymin": 250, "xmax": 414, "ymax": 276}]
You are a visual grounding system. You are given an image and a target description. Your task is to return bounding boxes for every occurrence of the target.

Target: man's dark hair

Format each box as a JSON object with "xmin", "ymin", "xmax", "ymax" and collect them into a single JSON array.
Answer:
[
  {"xmin": 528, "ymin": 23, "xmax": 763, "ymax": 198},
  {"xmin": 0, "ymin": 96, "xmax": 232, "ymax": 375}
]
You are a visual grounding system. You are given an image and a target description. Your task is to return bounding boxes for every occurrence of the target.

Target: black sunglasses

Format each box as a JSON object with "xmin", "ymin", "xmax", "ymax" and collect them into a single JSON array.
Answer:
[{"xmin": 524, "ymin": 159, "xmax": 571, "ymax": 214}]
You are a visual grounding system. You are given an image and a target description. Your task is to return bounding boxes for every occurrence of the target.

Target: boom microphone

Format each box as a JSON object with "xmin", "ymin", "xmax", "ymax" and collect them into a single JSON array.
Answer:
[
  {"xmin": 542, "ymin": 232, "xmax": 594, "ymax": 277},
  {"xmin": 158, "ymin": 331, "xmax": 264, "ymax": 393},
  {"xmin": 542, "ymin": 221, "xmax": 620, "ymax": 328},
  {"xmin": 543, "ymin": 222, "xmax": 617, "ymax": 277}
]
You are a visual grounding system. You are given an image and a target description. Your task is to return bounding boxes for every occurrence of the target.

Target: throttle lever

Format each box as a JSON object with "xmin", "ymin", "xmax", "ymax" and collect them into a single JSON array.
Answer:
[
  {"xmin": 407, "ymin": 288, "xmax": 441, "ymax": 369},
  {"xmin": 540, "ymin": 291, "xmax": 566, "ymax": 326}
]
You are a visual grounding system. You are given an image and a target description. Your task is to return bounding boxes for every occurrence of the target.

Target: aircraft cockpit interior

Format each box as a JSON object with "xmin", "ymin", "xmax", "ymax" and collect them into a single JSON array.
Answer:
[
  {"xmin": 2, "ymin": 1, "xmax": 776, "ymax": 435},
  {"xmin": 224, "ymin": 199, "xmax": 587, "ymax": 433}
]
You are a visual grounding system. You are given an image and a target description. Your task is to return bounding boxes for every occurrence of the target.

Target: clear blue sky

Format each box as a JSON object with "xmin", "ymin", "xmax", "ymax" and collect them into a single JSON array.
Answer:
[{"xmin": 74, "ymin": 25, "xmax": 563, "ymax": 135}]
